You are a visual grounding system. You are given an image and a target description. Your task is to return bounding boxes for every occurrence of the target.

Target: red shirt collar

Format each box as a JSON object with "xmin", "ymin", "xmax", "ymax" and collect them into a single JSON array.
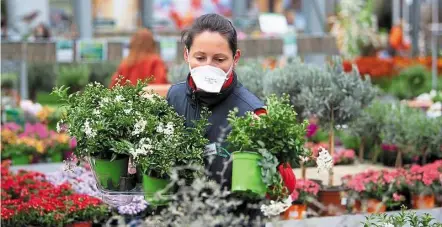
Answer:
[{"xmin": 188, "ymin": 72, "xmax": 234, "ymax": 91}]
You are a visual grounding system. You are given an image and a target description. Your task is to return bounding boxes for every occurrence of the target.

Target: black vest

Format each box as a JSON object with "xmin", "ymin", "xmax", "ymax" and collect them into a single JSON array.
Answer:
[{"xmin": 166, "ymin": 74, "xmax": 264, "ymax": 189}]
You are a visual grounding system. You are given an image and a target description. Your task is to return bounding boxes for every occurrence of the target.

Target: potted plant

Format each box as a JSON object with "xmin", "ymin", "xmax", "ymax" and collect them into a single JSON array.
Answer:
[
  {"xmin": 226, "ymin": 94, "xmax": 310, "ymax": 199},
  {"xmin": 343, "ymin": 169, "xmax": 406, "ymax": 214},
  {"xmin": 404, "ymin": 163, "xmax": 441, "ymax": 209},
  {"xmin": 348, "ymin": 101, "xmax": 389, "ymax": 162},
  {"xmin": 2, "ymin": 140, "xmax": 35, "ymax": 165},
  {"xmin": 282, "ymin": 179, "xmax": 320, "ymax": 220},
  {"xmin": 116, "ymin": 93, "xmax": 209, "ymax": 206},
  {"xmin": 381, "ymin": 104, "xmax": 421, "ymax": 168}
]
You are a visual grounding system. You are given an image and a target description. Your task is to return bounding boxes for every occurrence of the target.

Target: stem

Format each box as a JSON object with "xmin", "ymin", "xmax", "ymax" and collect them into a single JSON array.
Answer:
[
  {"xmin": 301, "ymin": 162, "xmax": 306, "ymax": 179},
  {"xmin": 395, "ymin": 149, "xmax": 403, "ymax": 168},
  {"xmin": 359, "ymin": 138, "xmax": 365, "ymax": 163},
  {"xmin": 421, "ymin": 147, "xmax": 427, "ymax": 165},
  {"xmin": 328, "ymin": 109, "xmax": 335, "ymax": 187}
]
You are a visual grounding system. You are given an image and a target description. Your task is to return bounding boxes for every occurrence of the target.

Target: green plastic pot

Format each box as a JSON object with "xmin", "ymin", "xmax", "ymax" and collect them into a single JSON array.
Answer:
[
  {"xmin": 143, "ymin": 174, "xmax": 171, "ymax": 206},
  {"xmin": 231, "ymin": 152, "xmax": 267, "ymax": 197},
  {"xmin": 11, "ymin": 155, "xmax": 30, "ymax": 165},
  {"xmin": 91, "ymin": 155, "xmax": 131, "ymax": 191},
  {"xmin": 50, "ymin": 152, "xmax": 63, "ymax": 163}
]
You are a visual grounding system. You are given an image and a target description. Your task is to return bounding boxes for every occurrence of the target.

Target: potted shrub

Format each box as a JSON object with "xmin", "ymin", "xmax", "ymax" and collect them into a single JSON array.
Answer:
[
  {"xmin": 53, "ymin": 80, "xmax": 150, "ymax": 191},
  {"xmin": 282, "ymin": 179, "xmax": 320, "ymax": 220},
  {"xmin": 56, "ymin": 64, "xmax": 90, "ymax": 94},
  {"xmin": 116, "ymin": 93, "xmax": 209, "ymax": 206},
  {"xmin": 226, "ymin": 94, "xmax": 310, "ymax": 199}
]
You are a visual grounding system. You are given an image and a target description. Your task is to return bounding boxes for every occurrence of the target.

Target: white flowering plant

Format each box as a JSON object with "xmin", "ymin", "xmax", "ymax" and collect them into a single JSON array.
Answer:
[{"xmin": 52, "ymin": 79, "xmax": 209, "ymax": 179}]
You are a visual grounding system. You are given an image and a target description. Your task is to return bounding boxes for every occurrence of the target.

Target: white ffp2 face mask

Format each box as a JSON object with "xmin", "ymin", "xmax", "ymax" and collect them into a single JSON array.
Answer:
[
  {"xmin": 189, "ymin": 64, "xmax": 233, "ymax": 93},
  {"xmin": 187, "ymin": 49, "xmax": 234, "ymax": 93}
]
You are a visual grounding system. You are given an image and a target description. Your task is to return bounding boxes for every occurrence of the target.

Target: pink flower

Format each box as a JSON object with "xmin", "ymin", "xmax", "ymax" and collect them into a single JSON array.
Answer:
[
  {"xmin": 393, "ymin": 193, "xmax": 404, "ymax": 202},
  {"xmin": 69, "ymin": 137, "xmax": 77, "ymax": 149},
  {"xmin": 290, "ymin": 190, "xmax": 299, "ymax": 201},
  {"xmin": 2, "ymin": 122, "xmax": 21, "ymax": 132}
]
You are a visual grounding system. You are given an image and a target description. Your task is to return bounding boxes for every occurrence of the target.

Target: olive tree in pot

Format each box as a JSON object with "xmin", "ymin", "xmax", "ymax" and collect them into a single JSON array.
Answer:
[{"xmin": 348, "ymin": 101, "xmax": 389, "ymax": 162}]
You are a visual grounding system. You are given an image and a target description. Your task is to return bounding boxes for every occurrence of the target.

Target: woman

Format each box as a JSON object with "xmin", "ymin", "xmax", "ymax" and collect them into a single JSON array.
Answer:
[
  {"xmin": 109, "ymin": 28, "xmax": 167, "ymax": 88},
  {"xmin": 167, "ymin": 14, "xmax": 295, "ymax": 200}
]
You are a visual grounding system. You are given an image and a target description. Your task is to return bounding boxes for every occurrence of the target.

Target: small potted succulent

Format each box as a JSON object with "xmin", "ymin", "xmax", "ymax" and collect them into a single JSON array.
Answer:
[{"xmin": 226, "ymin": 94, "xmax": 310, "ymax": 199}]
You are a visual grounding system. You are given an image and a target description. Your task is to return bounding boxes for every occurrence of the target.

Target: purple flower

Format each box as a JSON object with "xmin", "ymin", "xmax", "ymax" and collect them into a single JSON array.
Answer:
[
  {"xmin": 381, "ymin": 143, "xmax": 398, "ymax": 152},
  {"xmin": 306, "ymin": 123, "xmax": 319, "ymax": 138}
]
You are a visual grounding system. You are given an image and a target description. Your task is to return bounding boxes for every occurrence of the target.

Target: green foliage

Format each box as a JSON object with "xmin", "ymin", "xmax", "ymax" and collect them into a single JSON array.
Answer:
[
  {"xmin": 88, "ymin": 62, "xmax": 118, "ymax": 86},
  {"xmin": 387, "ymin": 65, "xmax": 432, "ymax": 99},
  {"xmin": 53, "ymin": 80, "xmax": 208, "ymax": 178},
  {"xmin": 265, "ymin": 57, "xmax": 377, "ymax": 129},
  {"xmin": 1, "ymin": 73, "xmax": 18, "ymax": 89},
  {"xmin": 236, "ymin": 61, "xmax": 268, "ymax": 99},
  {"xmin": 56, "ymin": 65, "xmax": 90, "ymax": 93},
  {"xmin": 349, "ymin": 101, "xmax": 390, "ymax": 143},
  {"xmin": 381, "ymin": 104, "xmax": 421, "ymax": 153},
  {"xmin": 337, "ymin": 129, "xmax": 360, "ymax": 150},
  {"xmin": 227, "ymin": 94, "xmax": 310, "ymax": 165},
  {"xmin": 363, "ymin": 207, "xmax": 442, "ymax": 227},
  {"xmin": 167, "ymin": 63, "xmax": 189, "ymax": 84}
]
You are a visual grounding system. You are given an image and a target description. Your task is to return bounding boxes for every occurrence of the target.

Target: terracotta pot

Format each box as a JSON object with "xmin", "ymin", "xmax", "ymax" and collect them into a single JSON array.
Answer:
[
  {"xmin": 65, "ymin": 222, "xmax": 92, "ymax": 227},
  {"xmin": 412, "ymin": 194, "xmax": 435, "ymax": 209},
  {"xmin": 318, "ymin": 187, "xmax": 346, "ymax": 216},
  {"xmin": 282, "ymin": 204, "xmax": 307, "ymax": 220},
  {"xmin": 354, "ymin": 199, "xmax": 386, "ymax": 213}
]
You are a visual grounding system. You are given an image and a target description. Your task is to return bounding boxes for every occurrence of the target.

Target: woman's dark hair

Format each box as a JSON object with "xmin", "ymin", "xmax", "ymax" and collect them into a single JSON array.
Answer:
[{"xmin": 181, "ymin": 13, "xmax": 237, "ymax": 56}]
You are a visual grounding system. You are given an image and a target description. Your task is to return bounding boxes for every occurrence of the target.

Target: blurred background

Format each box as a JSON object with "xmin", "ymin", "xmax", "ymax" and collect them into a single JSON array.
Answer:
[{"xmin": 1, "ymin": 0, "xmax": 441, "ymax": 104}]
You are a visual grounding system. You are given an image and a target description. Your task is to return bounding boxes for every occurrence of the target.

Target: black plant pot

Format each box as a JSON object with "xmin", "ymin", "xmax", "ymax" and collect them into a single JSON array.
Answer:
[{"xmin": 381, "ymin": 150, "xmax": 397, "ymax": 167}]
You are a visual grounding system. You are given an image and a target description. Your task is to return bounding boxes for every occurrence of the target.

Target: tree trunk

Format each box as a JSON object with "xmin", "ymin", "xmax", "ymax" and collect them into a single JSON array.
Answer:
[
  {"xmin": 328, "ymin": 109, "xmax": 335, "ymax": 187},
  {"xmin": 359, "ymin": 138, "xmax": 365, "ymax": 162},
  {"xmin": 395, "ymin": 149, "xmax": 403, "ymax": 168},
  {"xmin": 301, "ymin": 162, "xmax": 306, "ymax": 179},
  {"xmin": 421, "ymin": 147, "xmax": 428, "ymax": 165}
]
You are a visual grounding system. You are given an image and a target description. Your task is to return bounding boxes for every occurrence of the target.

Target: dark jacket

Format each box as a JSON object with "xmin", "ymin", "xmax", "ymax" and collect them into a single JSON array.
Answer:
[{"xmin": 166, "ymin": 74, "xmax": 264, "ymax": 189}]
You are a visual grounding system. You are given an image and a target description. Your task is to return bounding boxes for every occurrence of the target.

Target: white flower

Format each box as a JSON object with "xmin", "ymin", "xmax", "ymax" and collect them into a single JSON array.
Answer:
[
  {"xmin": 260, "ymin": 198, "xmax": 292, "ymax": 217},
  {"xmin": 300, "ymin": 155, "xmax": 309, "ymax": 163},
  {"xmin": 115, "ymin": 95, "xmax": 125, "ymax": 102},
  {"xmin": 156, "ymin": 122, "xmax": 175, "ymax": 136},
  {"xmin": 56, "ymin": 120, "xmax": 63, "ymax": 133},
  {"xmin": 131, "ymin": 138, "xmax": 154, "ymax": 159},
  {"xmin": 132, "ymin": 119, "xmax": 147, "ymax": 136},
  {"xmin": 383, "ymin": 223, "xmax": 394, "ymax": 227},
  {"xmin": 141, "ymin": 92, "xmax": 159, "ymax": 100},
  {"xmin": 99, "ymin": 97, "xmax": 110, "ymax": 107},
  {"xmin": 124, "ymin": 108, "xmax": 133, "ymax": 114},
  {"xmin": 316, "ymin": 147, "xmax": 333, "ymax": 173},
  {"xmin": 93, "ymin": 109, "xmax": 101, "ymax": 115},
  {"xmin": 83, "ymin": 119, "xmax": 97, "ymax": 138}
]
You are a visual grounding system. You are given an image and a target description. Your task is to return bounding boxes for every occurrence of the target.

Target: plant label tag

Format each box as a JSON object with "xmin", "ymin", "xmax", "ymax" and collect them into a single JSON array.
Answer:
[{"xmin": 204, "ymin": 143, "xmax": 217, "ymax": 156}]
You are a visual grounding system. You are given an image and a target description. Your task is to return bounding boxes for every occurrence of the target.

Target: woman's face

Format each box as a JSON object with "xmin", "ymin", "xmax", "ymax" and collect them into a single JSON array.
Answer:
[{"xmin": 185, "ymin": 31, "xmax": 240, "ymax": 74}]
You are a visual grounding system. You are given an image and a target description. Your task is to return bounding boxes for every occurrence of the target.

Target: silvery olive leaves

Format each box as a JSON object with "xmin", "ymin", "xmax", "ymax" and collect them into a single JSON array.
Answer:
[
  {"xmin": 264, "ymin": 57, "xmax": 377, "ymax": 128},
  {"xmin": 53, "ymin": 79, "xmax": 209, "ymax": 178}
]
